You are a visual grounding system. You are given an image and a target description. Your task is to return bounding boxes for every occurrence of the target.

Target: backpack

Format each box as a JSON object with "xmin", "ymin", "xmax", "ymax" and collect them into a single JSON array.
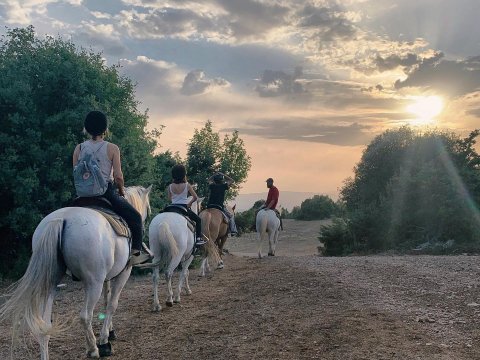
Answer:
[{"xmin": 73, "ymin": 142, "xmax": 109, "ymax": 197}]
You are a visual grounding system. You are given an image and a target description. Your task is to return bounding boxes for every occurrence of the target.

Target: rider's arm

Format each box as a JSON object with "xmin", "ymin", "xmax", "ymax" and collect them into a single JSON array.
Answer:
[
  {"xmin": 224, "ymin": 174, "xmax": 234, "ymax": 185},
  {"xmin": 72, "ymin": 144, "xmax": 80, "ymax": 166},
  {"xmin": 187, "ymin": 183, "xmax": 198, "ymax": 207},
  {"xmin": 207, "ymin": 175, "xmax": 214, "ymax": 184},
  {"xmin": 111, "ymin": 144, "xmax": 125, "ymax": 196}
]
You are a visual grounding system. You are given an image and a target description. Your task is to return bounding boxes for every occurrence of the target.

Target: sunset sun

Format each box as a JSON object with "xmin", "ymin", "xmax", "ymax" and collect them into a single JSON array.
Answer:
[{"xmin": 406, "ymin": 96, "xmax": 444, "ymax": 125}]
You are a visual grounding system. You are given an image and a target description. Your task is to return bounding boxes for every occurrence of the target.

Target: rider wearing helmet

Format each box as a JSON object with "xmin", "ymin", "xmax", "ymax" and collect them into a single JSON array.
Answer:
[
  {"xmin": 73, "ymin": 111, "xmax": 152, "ymax": 266},
  {"xmin": 207, "ymin": 172, "xmax": 237, "ymax": 235}
]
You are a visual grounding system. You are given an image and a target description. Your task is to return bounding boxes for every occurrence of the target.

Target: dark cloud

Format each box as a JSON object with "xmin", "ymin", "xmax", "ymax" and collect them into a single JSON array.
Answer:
[
  {"xmin": 119, "ymin": 7, "xmax": 224, "ymax": 39},
  {"xmin": 395, "ymin": 54, "xmax": 480, "ymax": 97},
  {"xmin": 255, "ymin": 67, "xmax": 305, "ymax": 97},
  {"xmin": 180, "ymin": 70, "xmax": 229, "ymax": 96},
  {"xmin": 214, "ymin": 0, "xmax": 290, "ymax": 40},
  {"xmin": 296, "ymin": 4, "xmax": 357, "ymax": 43},
  {"xmin": 375, "ymin": 53, "xmax": 421, "ymax": 72},
  {"xmin": 223, "ymin": 118, "xmax": 374, "ymax": 146},
  {"xmin": 466, "ymin": 107, "xmax": 480, "ymax": 118}
]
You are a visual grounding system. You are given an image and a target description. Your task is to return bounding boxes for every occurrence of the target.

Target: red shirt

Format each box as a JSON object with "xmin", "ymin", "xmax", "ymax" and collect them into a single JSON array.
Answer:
[{"xmin": 266, "ymin": 186, "xmax": 279, "ymax": 209}]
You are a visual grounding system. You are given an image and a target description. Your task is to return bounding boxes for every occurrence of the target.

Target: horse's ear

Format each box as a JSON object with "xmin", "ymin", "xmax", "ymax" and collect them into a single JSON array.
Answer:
[
  {"xmin": 232, "ymin": 204, "xmax": 236, "ymax": 210},
  {"xmin": 198, "ymin": 197, "xmax": 204, "ymax": 203},
  {"xmin": 146, "ymin": 185, "xmax": 153, "ymax": 193}
]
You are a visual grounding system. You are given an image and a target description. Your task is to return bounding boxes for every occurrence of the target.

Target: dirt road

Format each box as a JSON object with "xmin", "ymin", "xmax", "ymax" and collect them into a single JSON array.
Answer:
[{"xmin": 1, "ymin": 219, "xmax": 480, "ymax": 359}]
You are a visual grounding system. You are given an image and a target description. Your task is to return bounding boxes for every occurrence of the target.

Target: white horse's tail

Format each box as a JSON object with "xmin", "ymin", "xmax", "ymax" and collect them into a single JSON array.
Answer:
[
  {"xmin": 0, "ymin": 218, "xmax": 65, "ymax": 341},
  {"xmin": 139, "ymin": 222, "xmax": 179, "ymax": 271}
]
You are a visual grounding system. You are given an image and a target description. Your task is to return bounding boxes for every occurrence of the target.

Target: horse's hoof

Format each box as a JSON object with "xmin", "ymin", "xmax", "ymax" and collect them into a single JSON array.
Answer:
[
  {"xmin": 186, "ymin": 289, "xmax": 192, "ymax": 295},
  {"xmin": 108, "ymin": 330, "xmax": 116, "ymax": 341},
  {"xmin": 217, "ymin": 260, "xmax": 224, "ymax": 269},
  {"xmin": 174, "ymin": 298, "xmax": 180, "ymax": 304},
  {"xmin": 153, "ymin": 304, "xmax": 161, "ymax": 312},
  {"xmin": 268, "ymin": 252, "xmax": 274, "ymax": 256},
  {"xmin": 258, "ymin": 253, "xmax": 263, "ymax": 259},
  {"xmin": 86, "ymin": 349, "xmax": 100, "ymax": 358},
  {"xmin": 98, "ymin": 342, "xmax": 112, "ymax": 357},
  {"xmin": 166, "ymin": 301, "xmax": 173, "ymax": 307}
]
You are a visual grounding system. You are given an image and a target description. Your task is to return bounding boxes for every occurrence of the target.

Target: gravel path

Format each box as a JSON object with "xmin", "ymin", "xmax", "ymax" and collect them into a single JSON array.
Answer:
[{"xmin": 1, "ymin": 220, "xmax": 480, "ymax": 359}]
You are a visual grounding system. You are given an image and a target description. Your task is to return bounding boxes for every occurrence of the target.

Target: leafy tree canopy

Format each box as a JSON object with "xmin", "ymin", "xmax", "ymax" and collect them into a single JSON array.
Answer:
[
  {"xmin": 0, "ymin": 27, "xmax": 160, "ymax": 276},
  {"xmin": 186, "ymin": 120, "xmax": 251, "ymax": 200}
]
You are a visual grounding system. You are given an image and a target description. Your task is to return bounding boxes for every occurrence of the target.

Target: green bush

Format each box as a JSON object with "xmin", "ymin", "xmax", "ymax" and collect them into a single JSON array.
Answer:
[{"xmin": 319, "ymin": 218, "xmax": 355, "ymax": 256}]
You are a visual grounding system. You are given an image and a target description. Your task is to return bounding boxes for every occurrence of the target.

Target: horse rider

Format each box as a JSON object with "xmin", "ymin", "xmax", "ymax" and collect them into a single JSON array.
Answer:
[
  {"xmin": 72, "ymin": 111, "xmax": 152, "ymax": 266},
  {"xmin": 207, "ymin": 172, "xmax": 238, "ymax": 235},
  {"xmin": 260, "ymin": 177, "xmax": 283, "ymax": 230},
  {"xmin": 167, "ymin": 164, "xmax": 206, "ymax": 246}
]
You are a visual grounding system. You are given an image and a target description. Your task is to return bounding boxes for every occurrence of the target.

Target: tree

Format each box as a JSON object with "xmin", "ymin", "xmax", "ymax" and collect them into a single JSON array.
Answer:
[
  {"xmin": 295, "ymin": 195, "xmax": 337, "ymax": 220},
  {"xmin": 0, "ymin": 27, "xmax": 159, "ymax": 277},
  {"xmin": 186, "ymin": 120, "xmax": 251, "ymax": 199},
  {"xmin": 325, "ymin": 127, "xmax": 480, "ymax": 254}
]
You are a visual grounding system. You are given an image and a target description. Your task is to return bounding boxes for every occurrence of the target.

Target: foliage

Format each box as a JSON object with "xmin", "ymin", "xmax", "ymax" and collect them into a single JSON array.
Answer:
[
  {"xmin": 319, "ymin": 218, "xmax": 354, "ymax": 256},
  {"xmin": 0, "ymin": 27, "xmax": 160, "ymax": 277},
  {"xmin": 321, "ymin": 127, "xmax": 480, "ymax": 255},
  {"xmin": 186, "ymin": 120, "xmax": 251, "ymax": 200},
  {"xmin": 284, "ymin": 195, "xmax": 338, "ymax": 220},
  {"xmin": 234, "ymin": 200, "xmax": 265, "ymax": 234}
]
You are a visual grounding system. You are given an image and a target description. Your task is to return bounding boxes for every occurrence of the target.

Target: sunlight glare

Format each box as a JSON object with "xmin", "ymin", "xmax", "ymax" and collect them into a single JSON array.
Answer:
[{"xmin": 407, "ymin": 96, "xmax": 444, "ymax": 125}]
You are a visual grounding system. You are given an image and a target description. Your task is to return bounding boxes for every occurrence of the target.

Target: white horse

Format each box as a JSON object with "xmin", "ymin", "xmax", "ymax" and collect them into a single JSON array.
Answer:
[
  {"xmin": 146, "ymin": 198, "xmax": 220, "ymax": 312},
  {"xmin": 256, "ymin": 209, "xmax": 281, "ymax": 258},
  {"xmin": 0, "ymin": 186, "xmax": 152, "ymax": 360}
]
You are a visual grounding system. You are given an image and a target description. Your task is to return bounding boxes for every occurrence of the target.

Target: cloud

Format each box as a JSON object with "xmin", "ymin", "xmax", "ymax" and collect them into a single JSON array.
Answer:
[
  {"xmin": 223, "ymin": 118, "xmax": 374, "ymax": 146},
  {"xmin": 180, "ymin": 70, "xmax": 229, "ymax": 96},
  {"xmin": 255, "ymin": 67, "xmax": 305, "ymax": 97},
  {"xmin": 394, "ymin": 55, "xmax": 480, "ymax": 97},
  {"xmin": 1, "ymin": 0, "xmax": 56, "ymax": 24},
  {"xmin": 74, "ymin": 22, "xmax": 128, "ymax": 56},
  {"xmin": 296, "ymin": 4, "xmax": 358, "ymax": 43},
  {"xmin": 120, "ymin": 55, "xmax": 181, "ymax": 97}
]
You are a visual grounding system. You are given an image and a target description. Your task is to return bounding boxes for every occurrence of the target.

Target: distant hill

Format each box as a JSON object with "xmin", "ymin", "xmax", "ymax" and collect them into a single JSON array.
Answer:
[{"xmin": 229, "ymin": 191, "xmax": 335, "ymax": 212}]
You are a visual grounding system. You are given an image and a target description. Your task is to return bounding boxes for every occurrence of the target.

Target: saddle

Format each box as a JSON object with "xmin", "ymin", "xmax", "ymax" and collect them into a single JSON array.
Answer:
[
  {"xmin": 206, "ymin": 204, "xmax": 229, "ymax": 224},
  {"xmin": 71, "ymin": 197, "xmax": 131, "ymax": 238},
  {"xmin": 162, "ymin": 205, "xmax": 195, "ymax": 233}
]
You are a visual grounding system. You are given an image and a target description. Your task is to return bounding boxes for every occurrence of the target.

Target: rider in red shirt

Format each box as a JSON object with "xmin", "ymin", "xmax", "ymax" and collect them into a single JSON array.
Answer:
[
  {"xmin": 263, "ymin": 178, "xmax": 283, "ymax": 230},
  {"xmin": 265, "ymin": 178, "xmax": 279, "ymax": 210}
]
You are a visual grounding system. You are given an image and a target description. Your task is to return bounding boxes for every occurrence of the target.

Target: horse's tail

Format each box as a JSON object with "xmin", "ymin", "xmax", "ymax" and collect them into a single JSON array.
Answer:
[
  {"xmin": 144, "ymin": 222, "xmax": 179, "ymax": 272},
  {"xmin": 200, "ymin": 210, "xmax": 222, "ymax": 265},
  {"xmin": 0, "ymin": 218, "xmax": 65, "ymax": 341},
  {"xmin": 256, "ymin": 210, "xmax": 268, "ymax": 233}
]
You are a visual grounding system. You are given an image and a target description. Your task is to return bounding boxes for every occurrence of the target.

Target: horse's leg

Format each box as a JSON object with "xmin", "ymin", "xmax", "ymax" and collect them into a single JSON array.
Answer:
[
  {"xmin": 184, "ymin": 268, "xmax": 192, "ymax": 295},
  {"xmin": 80, "ymin": 281, "xmax": 104, "ymax": 358},
  {"xmin": 258, "ymin": 231, "xmax": 265, "ymax": 258},
  {"xmin": 272, "ymin": 228, "xmax": 280, "ymax": 256},
  {"xmin": 102, "ymin": 281, "xmax": 115, "ymax": 338},
  {"xmin": 98, "ymin": 268, "xmax": 131, "ymax": 354},
  {"xmin": 217, "ymin": 235, "xmax": 228, "ymax": 269},
  {"xmin": 152, "ymin": 266, "xmax": 161, "ymax": 312},
  {"xmin": 39, "ymin": 288, "xmax": 55, "ymax": 360},
  {"xmin": 268, "ymin": 231, "xmax": 274, "ymax": 256},
  {"xmin": 199, "ymin": 258, "xmax": 207, "ymax": 277},
  {"xmin": 176, "ymin": 256, "xmax": 194, "ymax": 302},
  {"xmin": 165, "ymin": 270, "xmax": 174, "ymax": 307}
]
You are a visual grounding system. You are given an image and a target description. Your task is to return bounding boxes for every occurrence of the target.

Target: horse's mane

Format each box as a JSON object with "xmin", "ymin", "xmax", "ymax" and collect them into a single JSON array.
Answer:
[{"xmin": 124, "ymin": 186, "xmax": 149, "ymax": 215}]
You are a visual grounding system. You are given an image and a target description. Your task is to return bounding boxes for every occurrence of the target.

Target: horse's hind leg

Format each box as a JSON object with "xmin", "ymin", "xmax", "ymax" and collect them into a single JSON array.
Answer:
[
  {"xmin": 81, "ymin": 282, "xmax": 104, "ymax": 358},
  {"xmin": 39, "ymin": 288, "xmax": 56, "ymax": 360},
  {"xmin": 99, "ymin": 268, "xmax": 132, "ymax": 352},
  {"xmin": 176, "ymin": 255, "xmax": 194, "ymax": 302},
  {"xmin": 152, "ymin": 267, "xmax": 161, "ymax": 312},
  {"xmin": 102, "ymin": 281, "xmax": 115, "ymax": 338}
]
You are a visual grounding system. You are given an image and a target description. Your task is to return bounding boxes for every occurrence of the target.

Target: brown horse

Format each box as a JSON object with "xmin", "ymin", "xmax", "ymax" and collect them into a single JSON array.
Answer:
[{"xmin": 199, "ymin": 205, "xmax": 235, "ymax": 275}]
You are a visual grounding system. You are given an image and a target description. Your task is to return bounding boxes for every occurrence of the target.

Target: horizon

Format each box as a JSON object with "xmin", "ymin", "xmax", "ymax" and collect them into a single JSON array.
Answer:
[{"xmin": 4, "ymin": 0, "xmax": 480, "ymax": 196}]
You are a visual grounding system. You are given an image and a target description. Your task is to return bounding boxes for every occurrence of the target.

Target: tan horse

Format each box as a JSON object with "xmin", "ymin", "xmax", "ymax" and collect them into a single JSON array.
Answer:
[{"xmin": 199, "ymin": 205, "xmax": 235, "ymax": 275}]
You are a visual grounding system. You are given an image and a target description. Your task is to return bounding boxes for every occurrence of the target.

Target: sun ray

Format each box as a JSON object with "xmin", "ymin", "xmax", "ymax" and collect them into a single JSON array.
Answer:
[{"xmin": 406, "ymin": 96, "xmax": 444, "ymax": 125}]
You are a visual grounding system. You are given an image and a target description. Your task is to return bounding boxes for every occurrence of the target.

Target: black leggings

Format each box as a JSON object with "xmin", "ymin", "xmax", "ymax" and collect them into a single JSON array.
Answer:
[
  {"xmin": 104, "ymin": 183, "xmax": 143, "ymax": 251},
  {"xmin": 177, "ymin": 204, "xmax": 202, "ymax": 237}
]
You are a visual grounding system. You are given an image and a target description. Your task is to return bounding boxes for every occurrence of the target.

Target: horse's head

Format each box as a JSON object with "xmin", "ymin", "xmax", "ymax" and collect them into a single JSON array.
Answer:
[
  {"xmin": 188, "ymin": 196, "xmax": 204, "ymax": 215},
  {"xmin": 124, "ymin": 185, "xmax": 153, "ymax": 223},
  {"xmin": 226, "ymin": 203, "xmax": 236, "ymax": 216}
]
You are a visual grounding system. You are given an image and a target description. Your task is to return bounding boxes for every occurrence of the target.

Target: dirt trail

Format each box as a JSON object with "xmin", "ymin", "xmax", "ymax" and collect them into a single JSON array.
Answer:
[{"xmin": 1, "ymin": 219, "xmax": 480, "ymax": 359}]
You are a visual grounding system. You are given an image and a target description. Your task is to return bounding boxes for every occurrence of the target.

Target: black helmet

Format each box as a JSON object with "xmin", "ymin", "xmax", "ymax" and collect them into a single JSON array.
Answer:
[
  {"xmin": 84, "ymin": 111, "xmax": 107, "ymax": 136},
  {"xmin": 213, "ymin": 173, "xmax": 224, "ymax": 184}
]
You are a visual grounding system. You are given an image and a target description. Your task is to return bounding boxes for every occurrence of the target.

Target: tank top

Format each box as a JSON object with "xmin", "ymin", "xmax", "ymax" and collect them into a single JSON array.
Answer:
[
  {"xmin": 170, "ymin": 183, "xmax": 189, "ymax": 205},
  {"xmin": 79, "ymin": 140, "xmax": 113, "ymax": 183}
]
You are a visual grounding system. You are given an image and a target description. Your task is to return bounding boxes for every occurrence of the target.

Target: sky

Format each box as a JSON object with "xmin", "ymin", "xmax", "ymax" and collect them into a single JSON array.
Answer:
[{"xmin": 2, "ymin": 0, "xmax": 480, "ymax": 198}]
